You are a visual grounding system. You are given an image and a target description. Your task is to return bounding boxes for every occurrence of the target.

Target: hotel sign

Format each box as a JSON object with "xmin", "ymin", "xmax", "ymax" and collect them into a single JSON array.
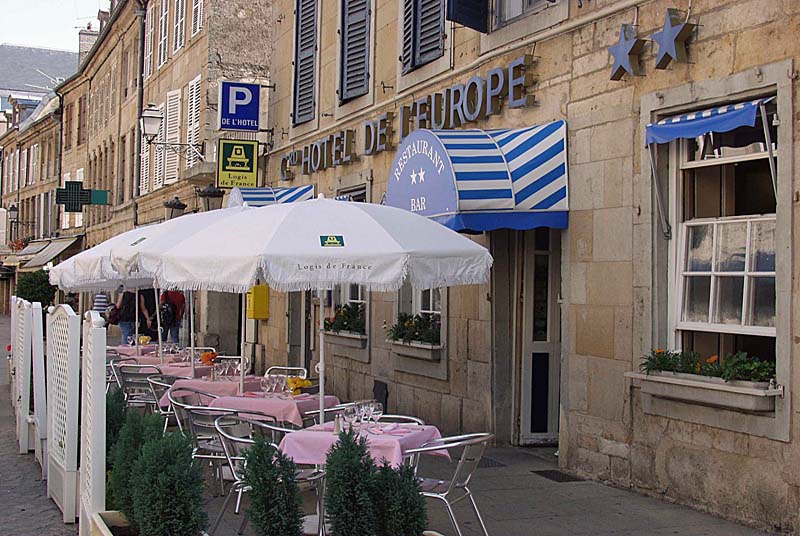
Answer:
[{"xmin": 279, "ymin": 55, "xmax": 536, "ymax": 180}]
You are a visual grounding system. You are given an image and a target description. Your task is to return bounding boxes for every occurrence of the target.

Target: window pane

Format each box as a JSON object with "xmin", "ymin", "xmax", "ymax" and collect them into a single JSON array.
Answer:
[
  {"xmin": 750, "ymin": 221, "xmax": 775, "ymax": 272},
  {"xmin": 431, "ymin": 288, "xmax": 441, "ymax": 313},
  {"xmin": 683, "ymin": 276, "xmax": 710, "ymax": 322},
  {"xmin": 500, "ymin": 0, "xmax": 523, "ymax": 21},
  {"xmin": 750, "ymin": 276, "xmax": 775, "ymax": 328},
  {"xmin": 715, "ymin": 222, "xmax": 746, "ymax": 272},
  {"xmin": 714, "ymin": 276, "xmax": 744, "ymax": 324},
  {"xmin": 734, "ymin": 159, "xmax": 776, "ymax": 216},
  {"xmin": 534, "ymin": 227, "xmax": 549, "ymax": 251},
  {"xmin": 421, "ymin": 289, "xmax": 431, "ymax": 311},
  {"xmin": 349, "ymin": 284, "xmax": 361, "ymax": 302},
  {"xmin": 686, "ymin": 225, "xmax": 713, "ymax": 272}
]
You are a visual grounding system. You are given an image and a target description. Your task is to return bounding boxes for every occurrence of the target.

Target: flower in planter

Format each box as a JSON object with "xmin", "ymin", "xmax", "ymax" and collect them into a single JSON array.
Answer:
[
  {"xmin": 641, "ymin": 348, "xmax": 776, "ymax": 383},
  {"xmin": 324, "ymin": 303, "xmax": 366, "ymax": 334},
  {"xmin": 386, "ymin": 312, "xmax": 440, "ymax": 345}
]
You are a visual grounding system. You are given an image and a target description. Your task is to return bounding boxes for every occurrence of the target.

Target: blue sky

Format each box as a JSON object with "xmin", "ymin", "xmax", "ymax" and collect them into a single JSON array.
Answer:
[{"xmin": 2, "ymin": 0, "xmax": 104, "ymax": 52}]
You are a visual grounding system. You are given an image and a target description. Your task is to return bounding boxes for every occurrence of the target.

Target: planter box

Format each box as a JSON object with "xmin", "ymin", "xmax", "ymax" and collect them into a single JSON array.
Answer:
[
  {"xmin": 391, "ymin": 340, "xmax": 442, "ymax": 362},
  {"xmin": 90, "ymin": 511, "xmax": 128, "ymax": 536},
  {"xmin": 625, "ymin": 371, "xmax": 783, "ymax": 412},
  {"xmin": 323, "ymin": 330, "xmax": 368, "ymax": 349}
]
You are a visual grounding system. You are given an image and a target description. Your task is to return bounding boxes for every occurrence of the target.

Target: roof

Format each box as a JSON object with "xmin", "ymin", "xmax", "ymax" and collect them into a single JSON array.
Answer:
[{"xmin": 0, "ymin": 44, "xmax": 78, "ymax": 96}]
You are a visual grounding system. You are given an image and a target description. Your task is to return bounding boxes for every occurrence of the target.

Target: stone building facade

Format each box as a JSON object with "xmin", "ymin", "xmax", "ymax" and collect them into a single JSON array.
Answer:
[{"xmin": 255, "ymin": 0, "xmax": 799, "ymax": 531}]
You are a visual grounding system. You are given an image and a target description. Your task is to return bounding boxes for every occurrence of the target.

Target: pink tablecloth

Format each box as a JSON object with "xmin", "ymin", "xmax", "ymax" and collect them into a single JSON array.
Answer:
[
  {"xmin": 109, "ymin": 344, "xmax": 158, "ymax": 356},
  {"xmin": 161, "ymin": 376, "xmax": 262, "ymax": 406},
  {"xmin": 209, "ymin": 393, "xmax": 340, "ymax": 428},
  {"xmin": 135, "ymin": 355, "xmax": 182, "ymax": 366},
  {"xmin": 279, "ymin": 423, "xmax": 443, "ymax": 467},
  {"xmin": 157, "ymin": 362, "xmax": 212, "ymax": 379}
]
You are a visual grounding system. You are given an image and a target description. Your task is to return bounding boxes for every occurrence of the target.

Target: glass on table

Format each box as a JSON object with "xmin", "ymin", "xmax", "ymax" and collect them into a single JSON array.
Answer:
[
  {"xmin": 126, "ymin": 335, "xmax": 135, "ymax": 346},
  {"xmin": 371, "ymin": 402, "xmax": 383, "ymax": 426},
  {"xmin": 342, "ymin": 405, "xmax": 358, "ymax": 430}
]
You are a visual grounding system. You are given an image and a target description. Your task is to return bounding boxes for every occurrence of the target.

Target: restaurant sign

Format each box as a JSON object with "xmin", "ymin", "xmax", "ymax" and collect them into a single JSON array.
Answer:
[
  {"xmin": 217, "ymin": 139, "xmax": 259, "ymax": 188},
  {"xmin": 279, "ymin": 55, "xmax": 536, "ymax": 180}
]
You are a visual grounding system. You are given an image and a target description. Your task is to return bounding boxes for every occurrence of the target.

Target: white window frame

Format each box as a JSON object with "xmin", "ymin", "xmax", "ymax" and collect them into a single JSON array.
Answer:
[
  {"xmin": 190, "ymin": 0, "xmax": 204, "ymax": 37},
  {"xmin": 341, "ymin": 284, "xmax": 366, "ymax": 306},
  {"xmin": 173, "ymin": 0, "xmax": 186, "ymax": 52},
  {"xmin": 494, "ymin": 0, "xmax": 555, "ymax": 28},
  {"xmin": 158, "ymin": 0, "xmax": 170, "ymax": 68},
  {"xmin": 144, "ymin": 4, "xmax": 155, "ymax": 78},
  {"xmin": 185, "ymin": 75, "xmax": 201, "ymax": 169},
  {"xmin": 668, "ymin": 134, "xmax": 777, "ymax": 347},
  {"xmin": 412, "ymin": 288, "xmax": 441, "ymax": 317}
]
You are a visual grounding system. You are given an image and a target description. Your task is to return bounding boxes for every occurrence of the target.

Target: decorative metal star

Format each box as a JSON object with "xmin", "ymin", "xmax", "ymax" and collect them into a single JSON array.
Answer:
[
  {"xmin": 609, "ymin": 24, "xmax": 646, "ymax": 80},
  {"xmin": 652, "ymin": 8, "xmax": 697, "ymax": 70}
]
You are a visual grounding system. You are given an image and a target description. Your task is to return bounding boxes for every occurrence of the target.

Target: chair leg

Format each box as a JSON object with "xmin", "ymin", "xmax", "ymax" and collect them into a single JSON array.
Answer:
[
  {"xmin": 234, "ymin": 486, "xmax": 244, "ymax": 514},
  {"xmin": 209, "ymin": 485, "xmax": 235, "ymax": 535},
  {"xmin": 317, "ymin": 479, "xmax": 326, "ymax": 536},
  {"xmin": 217, "ymin": 461, "xmax": 226, "ymax": 496},
  {"xmin": 443, "ymin": 499, "xmax": 464, "ymax": 536},
  {"xmin": 467, "ymin": 491, "xmax": 490, "ymax": 536},
  {"xmin": 162, "ymin": 415, "xmax": 169, "ymax": 435},
  {"xmin": 236, "ymin": 513, "xmax": 249, "ymax": 535}
]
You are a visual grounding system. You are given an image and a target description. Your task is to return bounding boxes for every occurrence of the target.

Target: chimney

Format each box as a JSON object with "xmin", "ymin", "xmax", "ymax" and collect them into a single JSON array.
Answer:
[
  {"xmin": 98, "ymin": 10, "xmax": 110, "ymax": 32},
  {"xmin": 78, "ymin": 23, "xmax": 99, "ymax": 65}
]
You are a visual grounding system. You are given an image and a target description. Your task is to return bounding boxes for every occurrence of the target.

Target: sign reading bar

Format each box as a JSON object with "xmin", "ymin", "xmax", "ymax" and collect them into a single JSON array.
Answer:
[
  {"xmin": 219, "ymin": 81, "xmax": 261, "ymax": 132},
  {"xmin": 217, "ymin": 139, "xmax": 259, "ymax": 188}
]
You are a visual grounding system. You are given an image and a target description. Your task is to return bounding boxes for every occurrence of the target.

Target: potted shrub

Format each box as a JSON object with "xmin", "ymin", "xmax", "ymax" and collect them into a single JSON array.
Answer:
[
  {"xmin": 242, "ymin": 438, "xmax": 303, "ymax": 536},
  {"xmin": 324, "ymin": 303, "xmax": 368, "ymax": 349},
  {"xmin": 128, "ymin": 433, "xmax": 208, "ymax": 536},
  {"xmin": 387, "ymin": 313, "xmax": 442, "ymax": 361},
  {"xmin": 15, "ymin": 269, "xmax": 57, "ymax": 307},
  {"xmin": 325, "ymin": 429, "xmax": 377, "ymax": 536},
  {"xmin": 373, "ymin": 462, "xmax": 427, "ymax": 536},
  {"xmin": 626, "ymin": 349, "xmax": 781, "ymax": 412}
]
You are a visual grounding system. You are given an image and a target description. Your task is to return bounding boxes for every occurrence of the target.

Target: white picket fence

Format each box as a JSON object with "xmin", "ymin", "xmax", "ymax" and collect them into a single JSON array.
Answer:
[
  {"xmin": 79, "ymin": 310, "xmax": 107, "ymax": 535},
  {"xmin": 46, "ymin": 304, "xmax": 80, "ymax": 523},
  {"xmin": 31, "ymin": 301, "xmax": 48, "ymax": 476}
]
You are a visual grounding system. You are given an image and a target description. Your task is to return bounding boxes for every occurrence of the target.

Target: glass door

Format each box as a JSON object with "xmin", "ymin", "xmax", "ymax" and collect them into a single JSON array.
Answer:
[{"xmin": 519, "ymin": 228, "xmax": 561, "ymax": 445}]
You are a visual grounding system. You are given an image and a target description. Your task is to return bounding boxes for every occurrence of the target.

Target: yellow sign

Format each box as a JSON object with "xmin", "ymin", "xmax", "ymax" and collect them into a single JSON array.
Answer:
[
  {"xmin": 246, "ymin": 285, "xmax": 269, "ymax": 319},
  {"xmin": 217, "ymin": 139, "xmax": 259, "ymax": 188}
]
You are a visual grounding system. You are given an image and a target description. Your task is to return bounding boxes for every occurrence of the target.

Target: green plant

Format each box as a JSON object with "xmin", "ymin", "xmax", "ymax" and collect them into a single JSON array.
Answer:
[
  {"xmin": 373, "ymin": 462, "xmax": 427, "ymax": 536},
  {"xmin": 107, "ymin": 411, "xmax": 163, "ymax": 520},
  {"xmin": 242, "ymin": 438, "xmax": 303, "ymax": 536},
  {"xmin": 15, "ymin": 270, "xmax": 56, "ymax": 306},
  {"xmin": 720, "ymin": 352, "xmax": 776, "ymax": 383},
  {"xmin": 129, "ymin": 433, "xmax": 208, "ymax": 536},
  {"xmin": 105, "ymin": 387, "xmax": 127, "ymax": 465},
  {"xmin": 325, "ymin": 429, "xmax": 377, "ymax": 536},
  {"xmin": 386, "ymin": 312, "xmax": 441, "ymax": 345},
  {"xmin": 324, "ymin": 303, "xmax": 366, "ymax": 334}
]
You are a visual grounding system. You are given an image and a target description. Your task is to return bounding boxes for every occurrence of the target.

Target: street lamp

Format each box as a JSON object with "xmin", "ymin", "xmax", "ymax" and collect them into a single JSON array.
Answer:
[
  {"xmin": 197, "ymin": 184, "xmax": 224, "ymax": 212},
  {"xmin": 163, "ymin": 196, "xmax": 187, "ymax": 220},
  {"xmin": 140, "ymin": 103, "xmax": 163, "ymax": 143},
  {"xmin": 7, "ymin": 204, "xmax": 18, "ymax": 223}
]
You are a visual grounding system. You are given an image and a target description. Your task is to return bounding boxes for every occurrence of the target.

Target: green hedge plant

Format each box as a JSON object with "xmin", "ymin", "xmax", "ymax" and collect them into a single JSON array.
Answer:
[
  {"xmin": 15, "ymin": 269, "xmax": 56, "ymax": 306},
  {"xmin": 386, "ymin": 312, "xmax": 441, "ymax": 345},
  {"xmin": 641, "ymin": 349, "xmax": 776, "ymax": 383},
  {"xmin": 105, "ymin": 387, "xmax": 127, "ymax": 464},
  {"xmin": 325, "ymin": 429, "xmax": 377, "ymax": 536},
  {"xmin": 129, "ymin": 433, "xmax": 207, "ymax": 536},
  {"xmin": 242, "ymin": 438, "xmax": 303, "ymax": 536},
  {"xmin": 373, "ymin": 462, "xmax": 427, "ymax": 536},
  {"xmin": 324, "ymin": 303, "xmax": 366, "ymax": 334},
  {"xmin": 107, "ymin": 411, "xmax": 163, "ymax": 521}
]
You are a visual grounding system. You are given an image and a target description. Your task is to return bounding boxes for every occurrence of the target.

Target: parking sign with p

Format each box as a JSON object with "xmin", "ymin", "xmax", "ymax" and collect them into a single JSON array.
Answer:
[{"xmin": 219, "ymin": 81, "xmax": 260, "ymax": 131}]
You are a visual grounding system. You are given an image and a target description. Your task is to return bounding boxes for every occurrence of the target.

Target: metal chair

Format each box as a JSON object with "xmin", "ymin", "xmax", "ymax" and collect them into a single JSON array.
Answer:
[
  {"xmin": 404, "ymin": 433, "xmax": 494, "ymax": 536},
  {"xmin": 216, "ymin": 355, "xmax": 251, "ymax": 375},
  {"xmin": 147, "ymin": 374, "xmax": 186, "ymax": 434},
  {"xmin": 108, "ymin": 356, "xmax": 137, "ymax": 391},
  {"xmin": 167, "ymin": 386, "xmax": 219, "ymax": 432},
  {"xmin": 184, "ymin": 405, "xmax": 240, "ymax": 495},
  {"xmin": 212, "ymin": 415, "xmax": 326, "ymax": 536},
  {"xmin": 183, "ymin": 346, "xmax": 217, "ymax": 361},
  {"xmin": 265, "ymin": 366, "xmax": 308, "ymax": 379},
  {"xmin": 303, "ymin": 402, "xmax": 357, "ymax": 425},
  {"xmin": 115, "ymin": 364, "xmax": 161, "ymax": 410},
  {"xmin": 377, "ymin": 414, "xmax": 425, "ymax": 425}
]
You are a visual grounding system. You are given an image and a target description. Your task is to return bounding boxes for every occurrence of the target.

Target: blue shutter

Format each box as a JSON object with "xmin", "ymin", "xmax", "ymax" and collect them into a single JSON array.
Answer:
[
  {"xmin": 414, "ymin": 0, "xmax": 444, "ymax": 67},
  {"xmin": 293, "ymin": 0, "xmax": 318, "ymax": 125},
  {"xmin": 340, "ymin": 0, "xmax": 371, "ymax": 102},
  {"xmin": 401, "ymin": 0, "xmax": 414, "ymax": 74},
  {"xmin": 446, "ymin": 0, "xmax": 489, "ymax": 33}
]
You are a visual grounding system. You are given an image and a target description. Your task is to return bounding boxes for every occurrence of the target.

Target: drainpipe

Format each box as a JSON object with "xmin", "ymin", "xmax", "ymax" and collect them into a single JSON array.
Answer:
[
  {"xmin": 133, "ymin": 0, "xmax": 148, "ymax": 226},
  {"xmin": 55, "ymin": 91, "xmax": 64, "ymax": 238}
]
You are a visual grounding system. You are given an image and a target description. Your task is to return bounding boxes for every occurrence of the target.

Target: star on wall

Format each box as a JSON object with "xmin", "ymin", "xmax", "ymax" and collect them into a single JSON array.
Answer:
[
  {"xmin": 410, "ymin": 169, "xmax": 418, "ymax": 184},
  {"xmin": 417, "ymin": 169, "xmax": 425, "ymax": 183},
  {"xmin": 609, "ymin": 24, "xmax": 646, "ymax": 81},
  {"xmin": 652, "ymin": 8, "xmax": 697, "ymax": 70}
]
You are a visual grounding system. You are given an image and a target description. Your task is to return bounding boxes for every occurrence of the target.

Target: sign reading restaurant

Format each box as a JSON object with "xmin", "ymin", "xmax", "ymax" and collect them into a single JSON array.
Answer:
[{"xmin": 279, "ymin": 55, "xmax": 536, "ymax": 180}]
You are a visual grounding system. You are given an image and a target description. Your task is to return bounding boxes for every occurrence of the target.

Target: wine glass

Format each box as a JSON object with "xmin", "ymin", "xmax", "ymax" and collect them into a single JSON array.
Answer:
[
  {"xmin": 260, "ymin": 376, "xmax": 270, "ymax": 396},
  {"xmin": 371, "ymin": 402, "xmax": 383, "ymax": 427},
  {"xmin": 360, "ymin": 401, "xmax": 374, "ymax": 425},
  {"xmin": 343, "ymin": 405, "xmax": 358, "ymax": 431},
  {"xmin": 126, "ymin": 335, "xmax": 135, "ymax": 346}
]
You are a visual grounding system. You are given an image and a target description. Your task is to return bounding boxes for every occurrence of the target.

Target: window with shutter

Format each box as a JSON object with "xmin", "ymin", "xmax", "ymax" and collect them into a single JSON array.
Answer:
[
  {"xmin": 401, "ymin": 0, "xmax": 444, "ymax": 74},
  {"xmin": 293, "ymin": 0, "xmax": 318, "ymax": 125},
  {"xmin": 153, "ymin": 103, "xmax": 165, "ymax": 190},
  {"xmin": 185, "ymin": 75, "xmax": 201, "ymax": 169},
  {"xmin": 164, "ymin": 90, "xmax": 181, "ymax": 183},
  {"xmin": 174, "ymin": 0, "xmax": 186, "ymax": 51},
  {"xmin": 140, "ymin": 144, "xmax": 151, "ymax": 195},
  {"xmin": 158, "ymin": 0, "xmax": 169, "ymax": 68},
  {"xmin": 339, "ymin": 0, "xmax": 371, "ymax": 103},
  {"xmin": 191, "ymin": 0, "xmax": 203, "ymax": 37},
  {"xmin": 144, "ymin": 5, "xmax": 155, "ymax": 78}
]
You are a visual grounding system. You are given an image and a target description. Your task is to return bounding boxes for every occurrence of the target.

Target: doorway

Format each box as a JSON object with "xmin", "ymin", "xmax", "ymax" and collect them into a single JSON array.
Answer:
[
  {"xmin": 288, "ymin": 291, "xmax": 313, "ymax": 372},
  {"xmin": 519, "ymin": 228, "xmax": 561, "ymax": 445}
]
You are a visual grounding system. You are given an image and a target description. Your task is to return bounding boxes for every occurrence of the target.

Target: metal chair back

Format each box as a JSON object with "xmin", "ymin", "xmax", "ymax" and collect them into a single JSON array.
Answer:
[
  {"xmin": 303, "ymin": 402, "xmax": 356, "ymax": 425},
  {"xmin": 407, "ymin": 433, "xmax": 493, "ymax": 496},
  {"xmin": 378, "ymin": 414, "xmax": 425, "ymax": 425},
  {"xmin": 116, "ymin": 363, "xmax": 161, "ymax": 401},
  {"xmin": 168, "ymin": 386, "xmax": 219, "ymax": 431},
  {"xmin": 214, "ymin": 415, "xmax": 276, "ymax": 479},
  {"xmin": 108, "ymin": 357, "xmax": 137, "ymax": 388},
  {"xmin": 147, "ymin": 374, "xmax": 184, "ymax": 416},
  {"xmin": 265, "ymin": 366, "xmax": 308, "ymax": 379},
  {"xmin": 215, "ymin": 355, "xmax": 251, "ymax": 375},
  {"xmin": 184, "ymin": 406, "xmax": 238, "ymax": 451}
]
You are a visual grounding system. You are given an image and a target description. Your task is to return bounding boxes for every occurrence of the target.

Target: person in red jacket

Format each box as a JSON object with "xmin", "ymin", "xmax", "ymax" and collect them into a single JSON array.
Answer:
[{"xmin": 159, "ymin": 290, "xmax": 186, "ymax": 343}]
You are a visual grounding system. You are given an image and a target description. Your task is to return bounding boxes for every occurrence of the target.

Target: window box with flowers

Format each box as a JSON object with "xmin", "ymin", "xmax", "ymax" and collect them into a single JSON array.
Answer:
[
  {"xmin": 387, "ymin": 312, "xmax": 442, "ymax": 362},
  {"xmin": 323, "ymin": 302, "xmax": 368, "ymax": 349},
  {"xmin": 626, "ymin": 349, "xmax": 783, "ymax": 412}
]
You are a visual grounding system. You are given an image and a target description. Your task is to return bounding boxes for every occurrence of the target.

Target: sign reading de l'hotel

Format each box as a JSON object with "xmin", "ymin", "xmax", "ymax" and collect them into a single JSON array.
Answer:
[{"xmin": 280, "ymin": 55, "xmax": 536, "ymax": 180}]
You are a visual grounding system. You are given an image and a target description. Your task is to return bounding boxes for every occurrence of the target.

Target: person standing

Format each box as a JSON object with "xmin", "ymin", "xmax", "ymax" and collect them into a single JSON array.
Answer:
[
  {"xmin": 116, "ymin": 289, "xmax": 137, "ymax": 345},
  {"xmin": 92, "ymin": 292, "xmax": 109, "ymax": 314},
  {"xmin": 160, "ymin": 290, "xmax": 186, "ymax": 343},
  {"xmin": 139, "ymin": 288, "xmax": 157, "ymax": 339}
]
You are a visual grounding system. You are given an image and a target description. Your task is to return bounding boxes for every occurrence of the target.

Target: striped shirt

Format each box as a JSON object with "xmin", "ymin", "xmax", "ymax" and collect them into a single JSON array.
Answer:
[{"xmin": 92, "ymin": 293, "xmax": 109, "ymax": 313}]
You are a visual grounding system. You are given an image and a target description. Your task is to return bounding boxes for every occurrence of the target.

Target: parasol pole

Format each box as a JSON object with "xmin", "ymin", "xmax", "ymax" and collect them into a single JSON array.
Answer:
[
  {"xmin": 240, "ymin": 292, "xmax": 246, "ymax": 394},
  {"xmin": 318, "ymin": 287, "xmax": 326, "ymax": 423},
  {"xmin": 154, "ymin": 286, "xmax": 164, "ymax": 365},
  {"xmin": 134, "ymin": 289, "xmax": 139, "ymax": 353},
  {"xmin": 189, "ymin": 289, "xmax": 195, "ymax": 377}
]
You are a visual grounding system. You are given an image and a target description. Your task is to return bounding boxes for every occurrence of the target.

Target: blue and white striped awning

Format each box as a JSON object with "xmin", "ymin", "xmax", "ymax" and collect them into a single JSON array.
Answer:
[
  {"xmin": 227, "ymin": 184, "xmax": 315, "ymax": 208},
  {"xmin": 386, "ymin": 120, "xmax": 568, "ymax": 232},
  {"xmin": 646, "ymin": 97, "xmax": 773, "ymax": 145}
]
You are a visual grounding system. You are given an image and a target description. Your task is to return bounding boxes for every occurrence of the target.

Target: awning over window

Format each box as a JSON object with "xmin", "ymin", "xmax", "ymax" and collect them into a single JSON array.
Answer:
[
  {"xmin": 386, "ymin": 121, "xmax": 569, "ymax": 232},
  {"xmin": 645, "ymin": 97, "xmax": 773, "ymax": 145},
  {"xmin": 22, "ymin": 236, "xmax": 81, "ymax": 271},
  {"xmin": 17, "ymin": 240, "xmax": 49, "ymax": 256},
  {"xmin": 227, "ymin": 184, "xmax": 315, "ymax": 208}
]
